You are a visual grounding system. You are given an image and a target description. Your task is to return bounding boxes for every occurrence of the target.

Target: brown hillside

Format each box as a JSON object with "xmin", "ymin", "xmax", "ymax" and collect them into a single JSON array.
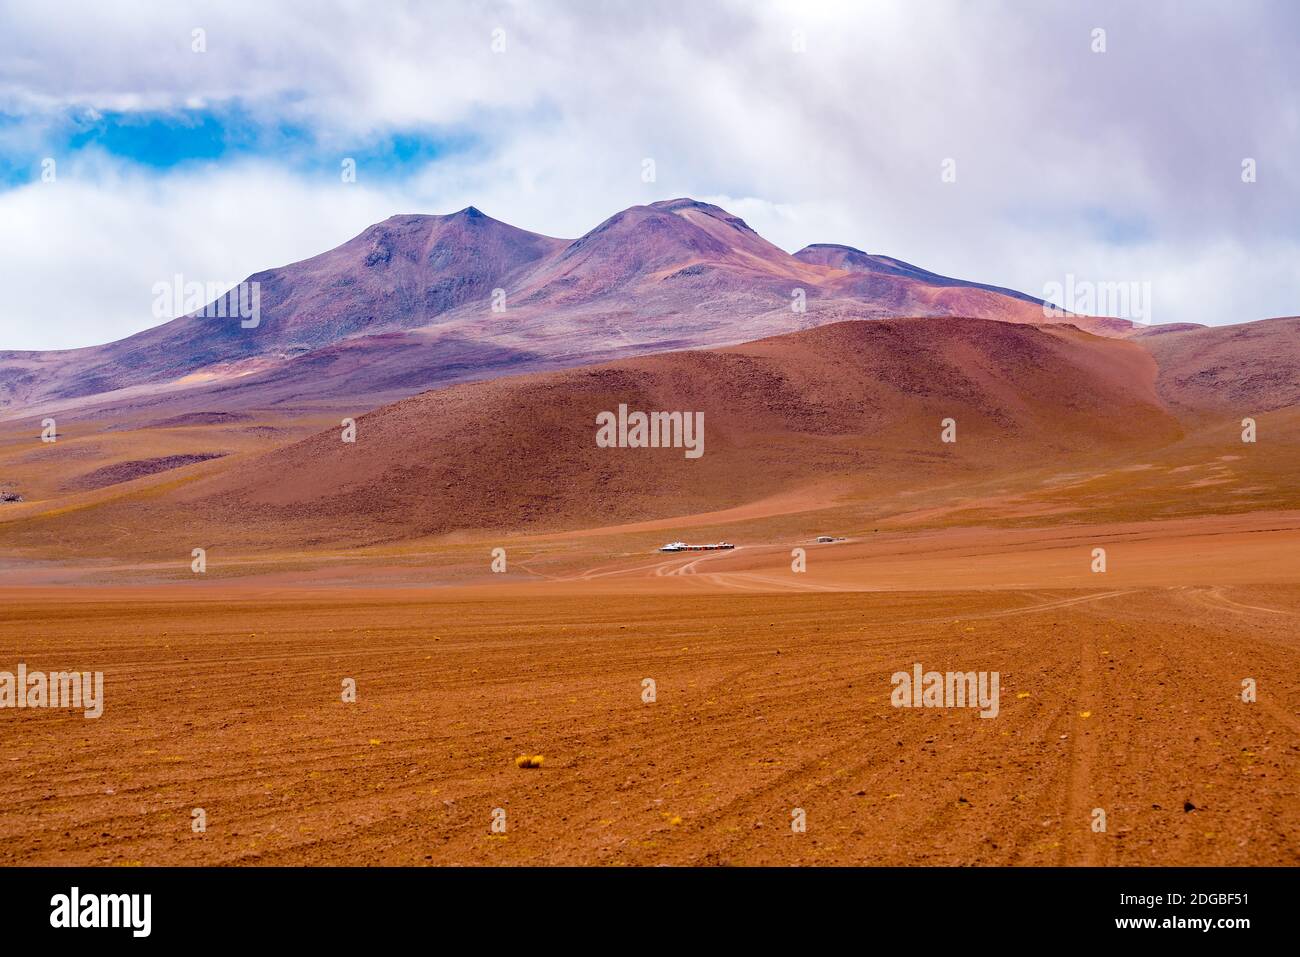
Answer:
[{"xmin": 183, "ymin": 317, "xmax": 1180, "ymax": 545}]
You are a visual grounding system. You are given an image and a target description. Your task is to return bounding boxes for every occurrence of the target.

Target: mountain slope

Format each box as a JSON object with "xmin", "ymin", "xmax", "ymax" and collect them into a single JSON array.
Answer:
[
  {"xmin": 1, "ymin": 199, "xmax": 1143, "ymax": 418},
  {"xmin": 171, "ymin": 316, "xmax": 1179, "ymax": 546},
  {"xmin": 1135, "ymin": 316, "xmax": 1300, "ymax": 416},
  {"xmin": 0, "ymin": 208, "xmax": 568, "ymax": 410},
  {"xmin": 795, "ymin": 243, "xmax": 1045, "ymax": 304}
]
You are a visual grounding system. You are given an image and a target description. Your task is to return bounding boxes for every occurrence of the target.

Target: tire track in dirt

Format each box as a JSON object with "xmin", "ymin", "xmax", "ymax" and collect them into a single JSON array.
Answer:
[{"xmin": 1056, "ymin": 625, "xmax": 1102, "ymax": 865}]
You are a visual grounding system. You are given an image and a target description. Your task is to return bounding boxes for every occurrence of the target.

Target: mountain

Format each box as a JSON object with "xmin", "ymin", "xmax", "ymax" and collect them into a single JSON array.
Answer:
[
  {"xmin": 516, "ymin": 198, "xmax": 806, "ymax": 305},
  {"xmin": 11, "ymin": 309, "xmax": 1300, "ymax": 561},
  {"xmin": 0, "ymin": 208, "xmax": 567, "ymax": 411},
  {"xmin": 794, "ymin": 243, "xmax": 1045, "ymax": 304},
  {"xmin": 793, "ymin": 243, "xmax": 1145, "ymax": 337},
  {"xmin": 162, "ymin": 316, "xmax": 1180, "ymax": 547},
  {"xmin": 0, "ymin": 198, "xmax": 1140, "ymax": 418}
]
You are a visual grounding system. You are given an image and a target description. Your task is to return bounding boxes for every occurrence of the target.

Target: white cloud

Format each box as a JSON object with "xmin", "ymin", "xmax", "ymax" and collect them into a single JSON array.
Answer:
[{"xmin": 0, "ymin": 158, "xmax": 408, "ymax": 349}]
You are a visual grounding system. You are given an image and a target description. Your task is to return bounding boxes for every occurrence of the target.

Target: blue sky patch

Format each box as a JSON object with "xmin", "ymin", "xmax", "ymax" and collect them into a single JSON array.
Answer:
[{"xmin": 0, "ymin": 103, "xmax": 473, "ymax": 188}]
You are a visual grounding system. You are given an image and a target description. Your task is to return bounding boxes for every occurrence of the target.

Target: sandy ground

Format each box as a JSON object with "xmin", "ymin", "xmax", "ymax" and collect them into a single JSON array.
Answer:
[{"xmin": 0, "ymin": 576, "xmax": 1296, "ymax": 866}]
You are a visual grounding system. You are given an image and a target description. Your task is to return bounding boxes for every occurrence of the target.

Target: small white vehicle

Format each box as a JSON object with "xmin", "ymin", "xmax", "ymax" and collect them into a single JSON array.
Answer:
[{"xmin": 659, "ymin": 541, "xmax": 734, "ymax": 552}]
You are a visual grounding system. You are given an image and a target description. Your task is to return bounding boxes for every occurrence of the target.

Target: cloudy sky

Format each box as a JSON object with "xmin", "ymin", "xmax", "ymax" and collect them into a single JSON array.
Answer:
[{"xmin": 1, "ymin": 0, "xmax": 1298, "ymax": 349}]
